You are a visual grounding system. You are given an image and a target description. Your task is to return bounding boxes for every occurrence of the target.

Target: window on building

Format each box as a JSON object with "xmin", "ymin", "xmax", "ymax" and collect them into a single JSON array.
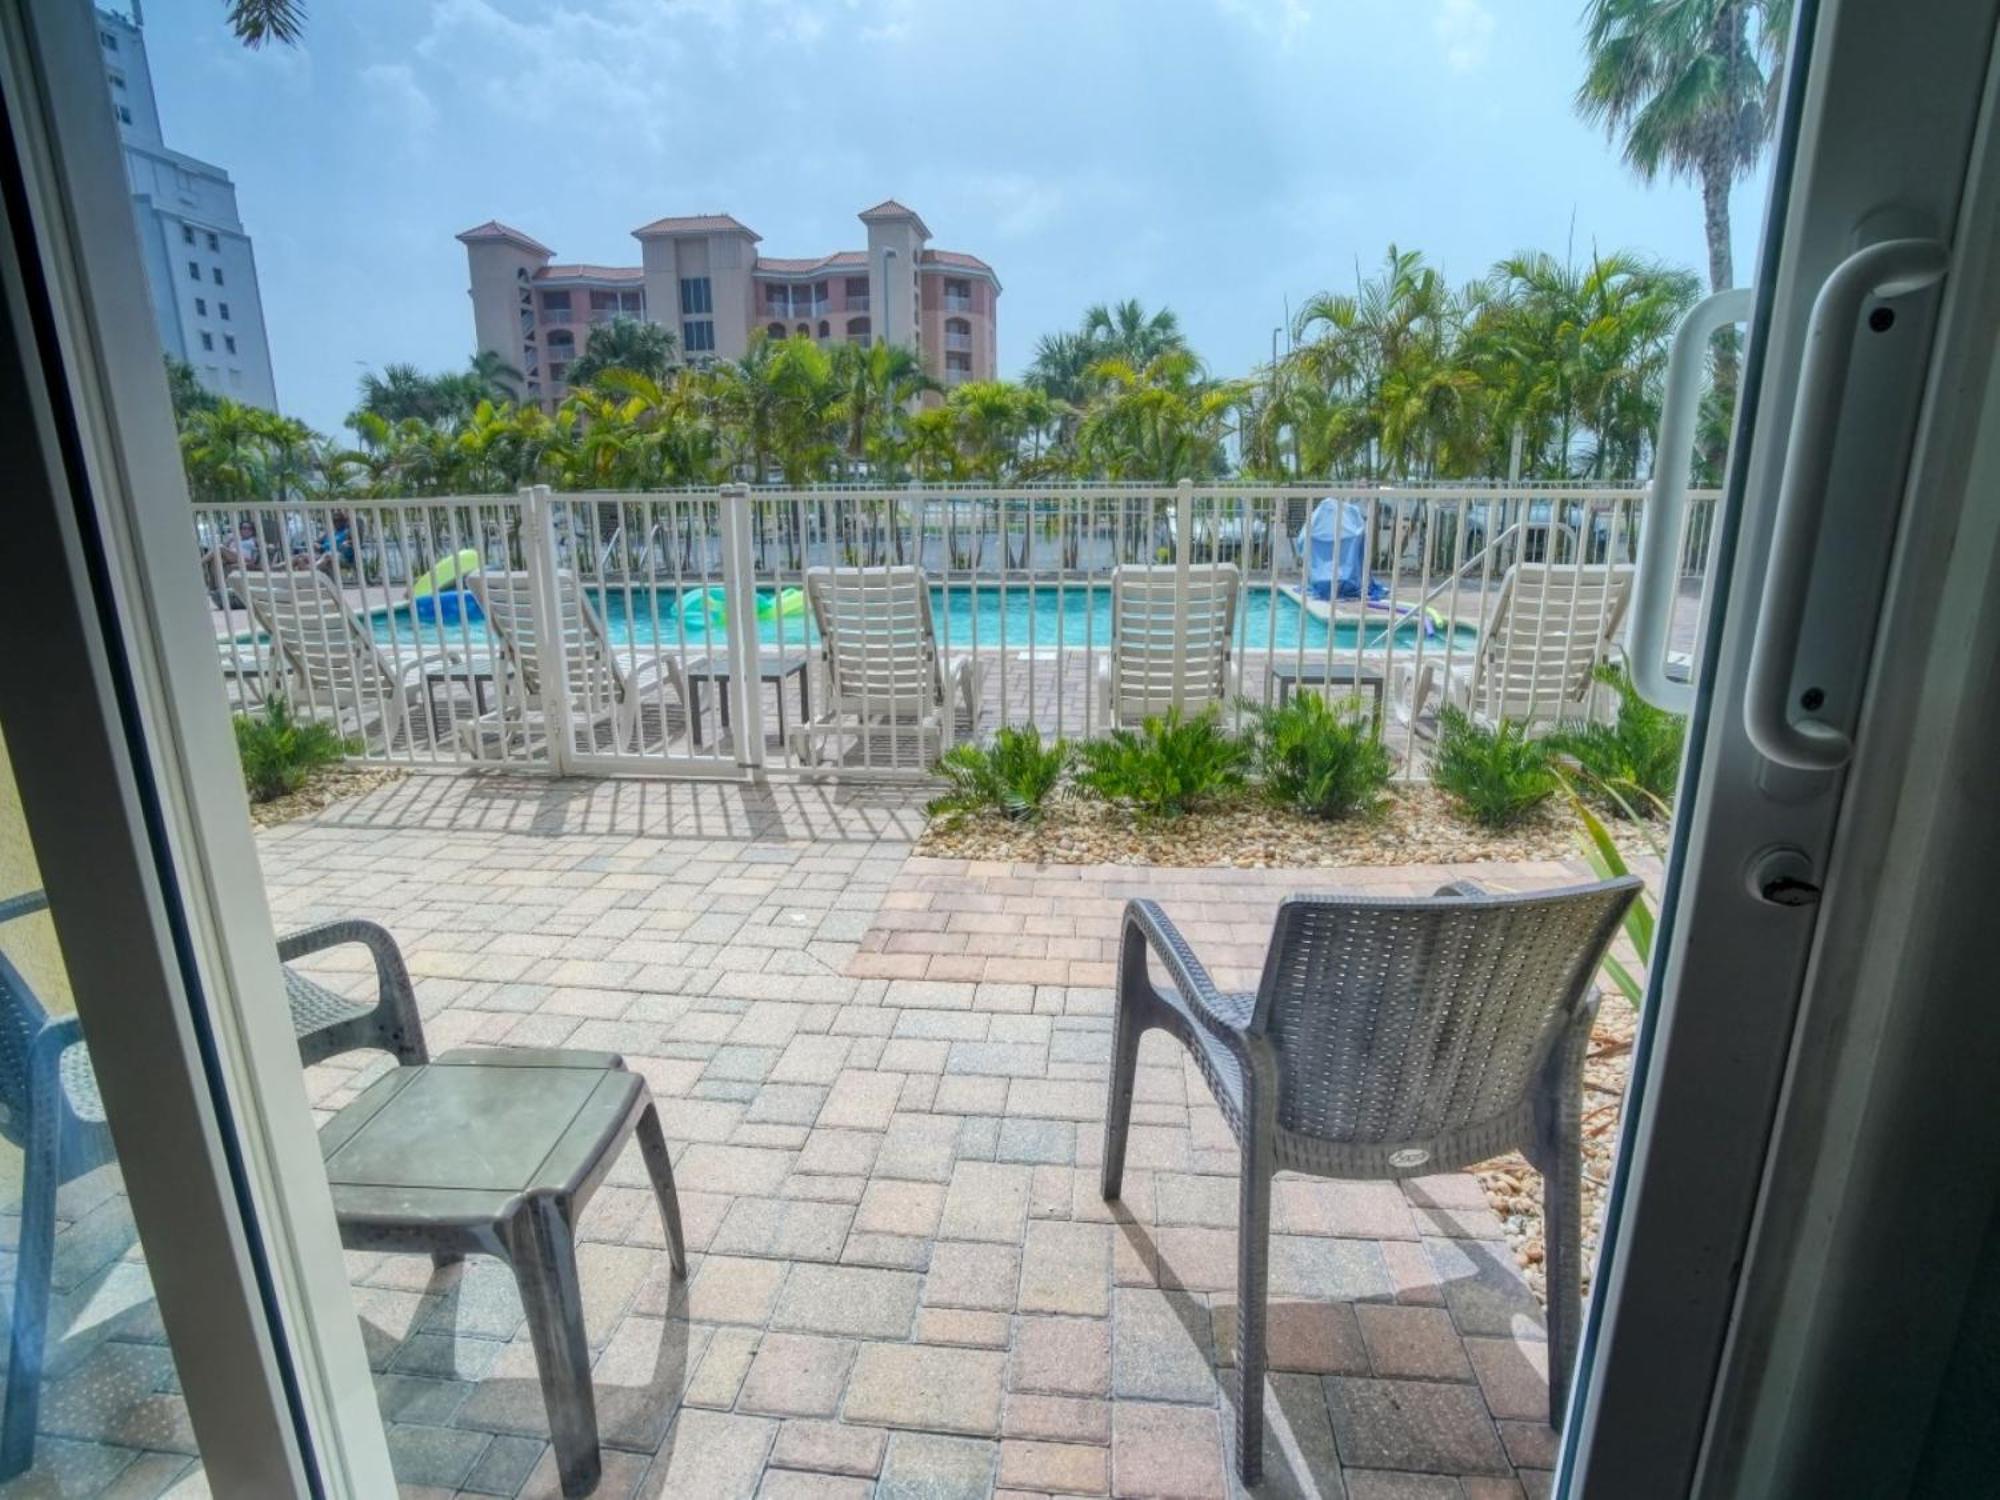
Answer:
[
  {"xmin": 845, "ymin": 277, "xmax": 868, "ymax": 299},
  {"xmin": 679, "ymin": 277, "xmax": 713, "ymax": 317},
  {"xmin": 219, "ymin": 302, "xmax": 230, "ymax": 321},
  {"xmin": 224, "ymin": 335, "xmax": 236, "ymax": 355},
  {"xmin": 186, "ymin": 260, "xmax": 199, "ymax": 280},
  {"xmin": 817, "ymin": 320, "xmax": 830, "ymax": 339},
  {"xmin": 200, "ymin": 332, "xmax": 213, "ymax": 351},
  {"xmin": 541, "ymin": 290, "xmax": 570, "ymax": 311},
  {"xmin": 766, "ymin": 322, "xmax": 785, "ymax": 340},
  {"xmin": 588, "ymin": 290, "xmax": 617, "ymax": 311},
  {"xmin": 181, "ymin": 225, "xmax": 194, "ymax": 246},
  {"xmin": 100, "ymin": 28, "xmax": 117, "ymax": 49},
  {"xmin": 117, "ymin": 106, "xmax": 131, "ymax": 125},
  {"xmin": 212, "ymin": 267, "xmax": 223, "ymax": 285},
  {"xmin": 814, "ymin": 281, "xmax": 828, "ymax": 306},
  {"xmin": 619, "ymin": 291, "xmax": 643, "ymax": 313},
  {"xmin": 108, "ymin": 70, "xmax": 125, "ymax": 91},
  {"xmin": 681, "ymin": 320, "xmax": 715, "ymax": 354},
  {"xmin": 846, "ymin": 316, "xmax": 871, "ymax": 345},
  {"xmin": 206, "ymin": 232, "xmax": 219, "ymax": 252},
  {"xmin": 549, "ymin": 362, "xmax": 568, "ymax": 384},
  {"xmin": 194, "ymin": 297, "xmax": 206, "ymax": 316}
]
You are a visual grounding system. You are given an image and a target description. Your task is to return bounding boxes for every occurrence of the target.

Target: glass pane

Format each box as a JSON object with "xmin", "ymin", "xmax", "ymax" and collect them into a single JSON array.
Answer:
[{"xmin": 0, "ymin": 723, "xmax": 203, "ymax": 1494}]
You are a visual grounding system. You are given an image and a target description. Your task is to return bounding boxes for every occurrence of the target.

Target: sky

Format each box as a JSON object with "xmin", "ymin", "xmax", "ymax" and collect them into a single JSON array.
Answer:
[{"xmin": 132, "ymin": 0, "xmax": 1773, "ymax": 435}]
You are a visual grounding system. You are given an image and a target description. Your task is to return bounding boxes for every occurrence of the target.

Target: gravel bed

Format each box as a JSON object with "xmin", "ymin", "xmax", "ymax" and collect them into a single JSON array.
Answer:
[
  {"xmin": 247, "ymin": 766, "xmax": 409, "ymax": 828},
  {"xmin": 916, "ymin": 784, "xmax": 1658, "ymax": 869}
]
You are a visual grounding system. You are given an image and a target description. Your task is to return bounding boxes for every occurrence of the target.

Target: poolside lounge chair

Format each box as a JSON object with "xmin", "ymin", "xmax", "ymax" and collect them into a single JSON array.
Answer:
[
  {"xmin": 0, "ymin": 899, "xmax": 425, "ymax": 1480},
  {"xmin": 1097, "ymin": 563, "xmax": 1241, "ymax": 727},
  {"xmin": 229, "ymin": 568, "xmax": 458, "ymax": 749},
  {"xmin": 792, "ymin": 566, "xmax": 982, "ymax": 768},
  {"xmin": 1392, "ymin": 562, "xmax": 1635, "ymax": 734},
  {"xmin": 1101, "ymin": 876, "xmax": 1641, "ymax": 1483},
  {"xmin": 464, "ymin": 569, "xmax": 689, "ymax": 757}
]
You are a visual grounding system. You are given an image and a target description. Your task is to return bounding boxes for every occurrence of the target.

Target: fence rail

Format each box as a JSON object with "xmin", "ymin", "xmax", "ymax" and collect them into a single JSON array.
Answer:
[{"xmin": 197, "ymin": 481, "xmax": 1717, "ymax": 782}]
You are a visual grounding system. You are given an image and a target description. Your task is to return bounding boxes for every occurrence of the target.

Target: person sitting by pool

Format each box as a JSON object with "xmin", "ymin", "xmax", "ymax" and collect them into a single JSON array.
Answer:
[{"xmin": 315, "ymin": 510, "xmax": 355, "ymax": 574}]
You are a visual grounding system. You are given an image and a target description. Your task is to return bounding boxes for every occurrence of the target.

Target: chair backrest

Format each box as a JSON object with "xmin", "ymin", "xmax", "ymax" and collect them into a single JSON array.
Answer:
[
  {"xmin": 467, "ymin": 569, "xmax": 624, "ymax": 722},
  {"xmin": 230, "ymin": 568, "xmax": 393, "ymax": 714},
  {"xmin": 1251, "ymin": 878, "xmax": 1639, "ymax": 1148},
  {"xmin": 1107, "ymin": 564, "xmax": 1240, "ymax": 723},
  {"xmin": 1464, "ymin": 563, "xmax": 1634, "ymax": 728},
  {"xmin": 804, "ymin": 566, "xmax": 944, "ymax": 720}
]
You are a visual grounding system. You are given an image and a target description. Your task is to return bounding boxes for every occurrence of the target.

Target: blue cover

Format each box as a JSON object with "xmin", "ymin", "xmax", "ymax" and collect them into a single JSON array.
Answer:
[
  {"xmin": 1300, "ymin": 498, "xmax": 1386, "ymax": 603},
  {"xmin": 413, "ymin": 589, "xmax": 483, "ymax": 626}
]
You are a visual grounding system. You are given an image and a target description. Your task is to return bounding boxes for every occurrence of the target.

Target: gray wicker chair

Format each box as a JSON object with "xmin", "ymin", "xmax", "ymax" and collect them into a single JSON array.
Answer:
[
  {"xmin": 0, "ymin": 907, "xmax": 427, "ymax": 1481},
  {"xmin": 1101, "ymin": 876, "xmax": 1640, "ymax": 1483}
]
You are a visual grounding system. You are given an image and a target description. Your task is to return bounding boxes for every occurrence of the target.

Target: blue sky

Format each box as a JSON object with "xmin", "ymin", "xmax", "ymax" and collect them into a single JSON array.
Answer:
[{"xmin": 139, "ymin": 0, "xmax": 1772, "ymax": 434}]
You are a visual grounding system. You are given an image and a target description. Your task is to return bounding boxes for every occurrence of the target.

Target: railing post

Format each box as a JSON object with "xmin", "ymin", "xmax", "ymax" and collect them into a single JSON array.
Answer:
[
  {"xmin": 521, "ymin": 484, "xmax": 575, "ymax": 774},
  {"xmin": 1171, "ymin": 477, "xmax": 1193, "ymax": 714},
  {"xmin": 718, "ymin": 484, "xmax": 766, "ymax": 771}
]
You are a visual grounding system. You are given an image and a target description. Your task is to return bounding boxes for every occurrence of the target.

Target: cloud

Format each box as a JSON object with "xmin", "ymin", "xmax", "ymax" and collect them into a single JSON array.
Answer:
[
  {"xmin": 360, "ymin": 64, "xmax": 437, "ymax": 136},
  {"xmin": 1433, "ymin": 0, "xmax": 1495, "ymax": 73},
  {"xmin": 972, "ymin": 173, "xmax": 1065, "ymax": 238},
  {"xmin": 1214, "ymin": 0, "xmax": 1311, "ymax": 43}
]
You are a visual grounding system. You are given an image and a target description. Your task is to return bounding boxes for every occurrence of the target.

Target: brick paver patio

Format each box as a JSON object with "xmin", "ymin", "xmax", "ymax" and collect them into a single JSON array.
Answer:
[{"xmin": 12, "ymin": 772, "xmax": 1592, "ymax": 1498}]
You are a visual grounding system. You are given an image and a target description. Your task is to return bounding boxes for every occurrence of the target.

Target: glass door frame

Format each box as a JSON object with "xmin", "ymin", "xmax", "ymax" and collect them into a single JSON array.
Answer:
[
  {"xmin": 0, "ymin": 0, "xmax": 394, "ymax": 1491},
  {"xmin": 1567, "ymin": 0, "xmax": 2000, "ymax": 1492}
]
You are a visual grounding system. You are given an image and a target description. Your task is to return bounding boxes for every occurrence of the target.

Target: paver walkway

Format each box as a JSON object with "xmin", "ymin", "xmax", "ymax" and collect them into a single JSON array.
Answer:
[{"xmin": 14, "ymin": 773, "xmax": 1591, "ymax": 1498}]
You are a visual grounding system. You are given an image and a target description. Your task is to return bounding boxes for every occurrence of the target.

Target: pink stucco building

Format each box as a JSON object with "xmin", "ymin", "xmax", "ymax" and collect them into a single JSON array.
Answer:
[{"xmin": 458, "ymin": 200, "xmax": 998, "ymax": 410}]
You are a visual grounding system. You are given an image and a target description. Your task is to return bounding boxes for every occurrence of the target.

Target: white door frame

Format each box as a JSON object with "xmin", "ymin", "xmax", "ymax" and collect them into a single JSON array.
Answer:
[
  {"xmin": 1567, "ymin": 0, "xmax": 2000, "ymax": 1492},
  {"xmin": 0, "ymin": 1, "xmax": 394, "ymax": 1491}
]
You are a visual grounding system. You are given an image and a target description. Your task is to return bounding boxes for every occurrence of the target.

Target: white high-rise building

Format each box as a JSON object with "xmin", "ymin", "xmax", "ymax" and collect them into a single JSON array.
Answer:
[{"xmin": 94, "ymin": 3, "xmax": 278, "ymax": 409}]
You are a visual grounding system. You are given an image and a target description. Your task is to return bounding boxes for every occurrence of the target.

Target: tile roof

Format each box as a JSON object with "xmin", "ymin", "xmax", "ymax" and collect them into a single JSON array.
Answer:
[
  {"xmin": 858, "ymin": 199, "xmax": 932, "ymax": 238},
  {"xmin": 534, "ymin": 264, "xmax": 644, "ymax": 283},
  {"xmin": 632, "ymin": 213, "xmax": 760, "ymax": 239},
  {"xmin": 921, "ymin": 248, "xmax": 998, "ymax": 281},
  {"xmin": 455, "ymin": 220, "xmax": 552, "ymax": 256},
  {"xmin": 753, "ymin": 251, "xmax": 869, "ymax": 275}
]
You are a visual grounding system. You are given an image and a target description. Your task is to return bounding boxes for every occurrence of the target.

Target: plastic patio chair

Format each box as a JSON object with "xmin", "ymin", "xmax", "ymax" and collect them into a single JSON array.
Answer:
[
  {"xmin": 792, "ymin": 565, "xmax": 983, "ymax": 767},
  {"xmin": 1101, "ymin": 875, "xmax": 1641, "ymax": 1484},
  {"xmin": 1096, "ymin": 563, "xmax": 1241, "ymax": 728},
  {"xmin": 0, "ymin": 900, "xmax": 426, "ymax": 1480}
]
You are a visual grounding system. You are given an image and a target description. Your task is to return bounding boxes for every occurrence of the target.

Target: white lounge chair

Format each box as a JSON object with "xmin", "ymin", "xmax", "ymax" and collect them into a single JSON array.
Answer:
[
  {"xmin": 1096, "ymin": 563, "xmax": 1241, "ymax": 727},
  {"xmin": 464, "ymin": 570, "xmax": 688, "ymax": 757},
  {"xmin": 793, "ymin": 566, "xmax": 982, "ymax": 768},
  {"xmin": 1393, "ymin": 562, "xmax": 1635, "ymax": 733},
  {"xmin": 228, "ymin": 569, "xmax": 457, "ymax": 749}
]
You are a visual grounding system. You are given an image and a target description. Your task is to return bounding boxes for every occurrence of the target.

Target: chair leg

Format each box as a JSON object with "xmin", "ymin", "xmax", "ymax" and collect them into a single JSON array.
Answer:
[
  {"xmin": 634, "ymin": 1102, "xmax": 688, "ymax": 1279},
  {"xmin": 1233, "ymin": 1148, "xmax": 1272, "ymax": 1485},
  {"xmin": 1542, "ymin": 1144, "xmax": 1582, "ymax": 1428},
  {"xmin": 507, "ymin": 1197, "xmax": 599, "ymax": 1500},
  {"xmin": 1100, "ymin": 930, "xmax": 1149, "ymax": 1202},
  {"xmin": 1, "ymin": 1152, "xmax": 60, "ymax": 1480}
]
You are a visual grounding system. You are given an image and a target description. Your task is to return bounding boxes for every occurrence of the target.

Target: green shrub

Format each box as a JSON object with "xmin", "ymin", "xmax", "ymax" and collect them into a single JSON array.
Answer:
[
  {"xmin": 927, "ymin": 726, "xmax": 1070, "ymax": 824},
  {"xmin": 1561, "ymin": 774, "xmax": 1660, "ymax": 1008},
  {"xmin": 235, "ymin": 694, "xmax": 353, "ymax": 803},
  {"xmin": 1546, "ymin": 664, "xmax": 1686, "ymax": 817},
  {"xmin": 1248, "ymin": 693, "xmax": 1392, "ymax": 821},
  {"xmin": 1075, "ymin": 707, "xmax": 1250, "ymax": 819},
  {"xmin": 1430, "ymin": 707, "xmax": 1557, "ymax": 828}
]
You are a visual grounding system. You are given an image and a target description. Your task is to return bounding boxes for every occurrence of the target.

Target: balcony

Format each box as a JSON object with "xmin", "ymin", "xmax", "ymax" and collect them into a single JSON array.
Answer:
[
  {"xmin": 945, "ymin": 330, "xmax": 972, "ymax": 352},
  {"xmin": 541, "ymin": 309, "xmax": 573, "ymax": 325},
  {"xmin": 943, "ymin": 293, "xmax": 973, "ymax": 313},
  {"xmin": 846, "ymin": 295, "xmax": 870, "ymax": 313}
]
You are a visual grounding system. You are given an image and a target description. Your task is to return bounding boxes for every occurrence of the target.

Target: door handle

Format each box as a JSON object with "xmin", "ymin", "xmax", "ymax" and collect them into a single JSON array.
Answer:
[
  {"xmin": 1743, "ymin": 238, "xmax": 1948, "ymax": 770},
  {"xmin": 1631, "ymin": 287, "xmax": 1754, "ymax": 713}
]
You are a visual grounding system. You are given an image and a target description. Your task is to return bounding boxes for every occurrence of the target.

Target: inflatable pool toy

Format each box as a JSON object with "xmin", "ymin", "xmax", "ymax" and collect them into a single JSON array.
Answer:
[
  {"xmin": 679, "ymin": 586, "xmax": 808, "ymax": 633},
  {"xmin": 412, "ymin": 549, "xmax": 484, "ymax": 625}
]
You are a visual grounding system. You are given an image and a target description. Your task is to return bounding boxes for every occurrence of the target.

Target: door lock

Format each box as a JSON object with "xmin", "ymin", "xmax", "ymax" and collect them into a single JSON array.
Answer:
[{"xmin": 1747, "ymin": 846, "xmax": 1822, "ymax": 907}]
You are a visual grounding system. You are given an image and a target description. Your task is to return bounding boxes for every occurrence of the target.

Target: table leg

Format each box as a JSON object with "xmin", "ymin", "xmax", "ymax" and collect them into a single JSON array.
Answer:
[
  {"xmin": 506, "ymin": 1198, "xmax": 599, "ymax": 1499},
  {"xmin": 773, "ymin": 673, "xmax": 787, "ymax": 747},
  {"xmin": 688, "ymin": 680, "xmax": 705, "ymax": 749}
]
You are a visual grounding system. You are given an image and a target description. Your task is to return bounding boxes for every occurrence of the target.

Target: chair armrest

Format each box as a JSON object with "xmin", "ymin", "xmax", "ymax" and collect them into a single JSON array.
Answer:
[
  {"xmin": 1124, "ymin": 899, "xmax": 1245, "ymax": 1045},
  {"xmin": 278, "ymin": 918, "xmax": 426, "ymax": 1062}
]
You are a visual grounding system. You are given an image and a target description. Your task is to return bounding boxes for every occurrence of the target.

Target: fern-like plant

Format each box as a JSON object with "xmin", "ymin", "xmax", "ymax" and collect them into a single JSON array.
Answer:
[
  {"xmin": 1248, "ymin": 693, "xmax": 1392, "ymax": 821},
  {"xmin": 1545, "ymin": 663, "xmax": 1687, "ymax": 817},
  {"xmin": 1430, "ymin": 706, "xmax": 1557, "ymax": 829},
  {"xmin": 234, "ymin": 693, "xmax": 355, "ymax": 803},
  {"xmin": 1075, "ymin": 707, "xmax": 1250, "ymax": 819},
  {"xmin": 1560, "ymin": 772, "xmax": 1662, "ymax": 1008},
  {"xmin": 926, "ymin": 726, "xmax": 1071, "ymax": 824}
]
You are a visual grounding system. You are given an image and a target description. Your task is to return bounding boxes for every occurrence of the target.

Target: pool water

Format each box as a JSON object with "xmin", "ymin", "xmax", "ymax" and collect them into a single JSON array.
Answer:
[{"xmin": 369, "ymin": 585, "xmax": 1476, "ymax": 656}]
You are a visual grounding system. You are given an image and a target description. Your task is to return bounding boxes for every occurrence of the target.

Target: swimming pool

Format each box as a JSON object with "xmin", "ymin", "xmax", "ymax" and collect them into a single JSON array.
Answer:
[{"xmin": 367, "ymin": 585, "xmax": 1476, "ymax": 655}]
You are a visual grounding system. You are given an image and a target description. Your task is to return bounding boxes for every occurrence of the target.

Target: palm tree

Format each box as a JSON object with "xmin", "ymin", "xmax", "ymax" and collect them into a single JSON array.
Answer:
[
  {"xmin": 468, "ymin": 349, "xmax": 524, "ymax": 405},
  {"xmin": 1081, "ymin": 299, "xmax": 1187, "ymax": 367},
  {"xmin": 224, "ymin": 0, "xmax": 305, "ymax": 47},
  {"xmin": 1576, "ymin": 0, "xmax": 1791, "ymax": 297},
  {"xmin": 830, "ymin": 340, "xmax": 938, "ymax": 480},
  {"xmin": 564, "ymin": 316, "xmax": 678, "ymax": 388}
]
